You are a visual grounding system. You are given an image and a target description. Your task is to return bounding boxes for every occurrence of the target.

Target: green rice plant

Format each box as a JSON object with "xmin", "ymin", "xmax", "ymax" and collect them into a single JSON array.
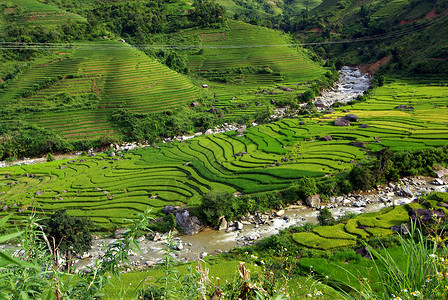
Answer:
[
  {"xmin": 313, "ymin": 223, "xmax": 357, "ymax": 240},
  {"xmin": 292, "ymin": 232, "xmax": 357, "ymax": 250},
  {"xmin": 345, "ymin": 219, "xmax": 370, "ymax": 239}
]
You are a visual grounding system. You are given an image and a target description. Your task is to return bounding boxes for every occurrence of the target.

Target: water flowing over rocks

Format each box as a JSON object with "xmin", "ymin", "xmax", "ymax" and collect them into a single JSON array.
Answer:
[{"xmin": 312, "ymin": 66, "xmax": 371, "ymax": 109}]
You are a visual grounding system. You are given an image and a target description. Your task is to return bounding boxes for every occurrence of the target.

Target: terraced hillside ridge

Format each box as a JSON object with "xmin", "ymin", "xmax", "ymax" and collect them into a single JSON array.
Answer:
[
  {"xmin": 1, "ymin": 0, "xmax": 86, "ymax": 26},
  {"xmin": 0, "ymin": 42, "xmax": 200, "ymax": 140},
  {"xmin": 155, "ymin": 20, "xmax": 327, "ymax": 120},
  {"xmin": 215, "ymin": 0, "xmax": 323, "ymax": 19},
  {"xmin": 1, "ymin": 76, "xmax": 448, "ymax": 228}
]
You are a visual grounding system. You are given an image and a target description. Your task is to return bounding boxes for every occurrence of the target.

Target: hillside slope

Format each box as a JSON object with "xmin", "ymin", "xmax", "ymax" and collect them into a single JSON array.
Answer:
[
  {"xmin": 304, "ymin": 0, "xmax": 448, "ymax": 74},
  {"xmin": 0, "ymin": 42, "xmax": 200, "ymax": 140}
]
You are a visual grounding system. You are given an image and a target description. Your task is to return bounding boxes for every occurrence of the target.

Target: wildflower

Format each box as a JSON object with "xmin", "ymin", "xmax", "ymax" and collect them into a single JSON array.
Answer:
[
  {"xmin": 429, "ymin": 254, "xmax": 436, "ymax": 258},
  {"xmin": 426, "ymin": 278, "xmax": 431, "ymax": 282},
  {"xmin": 306, "ymin": 293, "xmax": 313, "ymax": 298},
  {"xmin": 216, "ymin": 277, "xmax": 220, "ymax": 280},
  {"xmin": 402, "ymin": 289, "xmax": 408, "ymax": 293},
  {"xmin": 315, "ymin": 291, "xmax": 323, "ymax": 296},
  {"xmin": 437, "ymin": 272, "xmax": 443, "ymax": 277},
  {"xmin": 325, "ymin": 275, "xmax": 329, "ymax": 279},
  {"xmin": 363, "ymin": 277, "xmax": 368, "ymax": 281},
  {"xmin": 411, "ymin": 291, "xmax": 421, "ymax": 296}
]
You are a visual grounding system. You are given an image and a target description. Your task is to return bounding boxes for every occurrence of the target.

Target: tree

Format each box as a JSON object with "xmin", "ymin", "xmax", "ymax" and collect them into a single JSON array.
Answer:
[
  {"xmin": 42, "ymin": 209, "xmax": 93, "ymax": 271},
  {"xmin": 318, "ymin": 208, "xmax": 334, "ymax": 226},
  {"xmin": 46, "ymin": 153, "xmax": 55, "ymax": 162}
]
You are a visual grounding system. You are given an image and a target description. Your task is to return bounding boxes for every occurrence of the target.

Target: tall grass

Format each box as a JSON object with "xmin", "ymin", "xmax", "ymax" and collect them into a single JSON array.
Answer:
[{"xmin": 342, "ymin": 221, "xmax": 447, "ymax": 299}]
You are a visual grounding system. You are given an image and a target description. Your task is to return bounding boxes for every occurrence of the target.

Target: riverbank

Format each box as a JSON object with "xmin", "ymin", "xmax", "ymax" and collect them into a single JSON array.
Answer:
[{"xmin": 74, "ymin": 176, "xmax": 446, "ymax": 271}]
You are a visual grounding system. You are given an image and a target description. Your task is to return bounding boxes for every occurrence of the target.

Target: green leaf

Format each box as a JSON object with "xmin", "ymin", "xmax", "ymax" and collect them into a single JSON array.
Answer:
[
  {"xmin": 0, "ymin": 231, "xmax": 23, "ymax": 244},
  {"xmin": 0, "ymin": 215, "xmax": 12, "ymax": 228},
  {"xmin": 0, "ymin": 252, "xmax": 39, "ymax": 269}
]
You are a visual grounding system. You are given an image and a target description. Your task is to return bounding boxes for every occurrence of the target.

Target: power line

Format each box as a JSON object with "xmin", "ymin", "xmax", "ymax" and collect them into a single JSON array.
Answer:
[{"xmin": 0, "ymin": 13, "xmax": 445, "ymax": 50}]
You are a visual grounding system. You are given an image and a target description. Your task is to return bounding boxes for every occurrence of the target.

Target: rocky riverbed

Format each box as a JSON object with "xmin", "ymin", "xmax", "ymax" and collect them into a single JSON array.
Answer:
[
  {"xmin": 72, "ymin": 176, "xmax": 446, "ymax": 271},
  {"xmin": 313, "ymin": 66, "xmax": 371, "ymax": 109}
]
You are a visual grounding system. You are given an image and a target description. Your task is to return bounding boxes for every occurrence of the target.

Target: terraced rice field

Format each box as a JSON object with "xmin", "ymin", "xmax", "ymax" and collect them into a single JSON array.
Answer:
[
  {"xmin": 293, "ymin": 206, "xmax": 409, "ymax": 250},
  {"xmin": 0, "ymin": 42, "xmax": 200, "ymax": 140},
  {"xmin": 4, "ymin": 0, "xmax": 86, "ymax": 25},
  {"xmin": 176, "ymin": 21, "xmax": 326, "ymax": 119},
  {"xmin": 1, "ymin": 77, "xmax": 447, "ymax": 227}
]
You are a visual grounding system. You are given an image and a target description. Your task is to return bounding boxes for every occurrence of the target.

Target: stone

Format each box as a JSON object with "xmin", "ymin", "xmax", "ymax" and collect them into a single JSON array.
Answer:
[
  {"xmin": 435, "ymin": 167, "xmax": 448, "ymax": 178},
  {"xmin": 173, "ymin": 242, "xmax": 183, "ymax": 251},
  {"xmin": 409, "ymin": 209, "xmax": 446, "ymax": 222},
  {"xmin": 225, "ymin": 226, "xmax": 237, "ymax": 233},
  {"xmin": 401, "ymin": 187, "xmax": 413, "ymax": 197},
  {"xmin": 5, "ymin": 174, "xmax": 11, "ymax": 178},
  {"xmin": 299, "ymin": 121, "xmax": 305, "ymax": 125},
  {"xmin": 349, "ymin": 141, "xmax": 366, "ymax": 148},
  {"xmin": 175, "ymin": 210, "xmax": 204, "ymax": 235},
  {"xmin": 205, "ymin": 129, "xmax": 213, "ymax": 135},
  {"xmin": 200, "ymin": 252, "xmax": 208, "ymax": 259},
  {"xmin": 305, "ymin": 194, "xmax": 321, "ymax": 208},
  {"xmin": 34, "ymin": 190, "xmax": 44, "ymax": 196},
  {"xmin": 235, "ymin": 221, "xmax": 244, "ymax": 230},
  {"xmin": 218, "ymin": 217, "xmax": 228, "ymax": 231},
  {"xmin": 356, "ymin": 247, "xmax": 372, "ymax": 259},
  {"xmin": 344, "ymin": 114, "xmax": 359, "ymax": 122},
  {"xmin": 275, "ymin": 209, "xmax": 285, "ymax": 217},
  {"xmin": 334, "ymin": 118, "xmax": 350, "ymax": 126},
  {"xmin": 319, "ymin": 135, "xmax": 333, "ymax": 141},
  {"xmin": 114, "ymin": 228, "xmax": 127, "ymax": 238},
  {"xmin": 430, "ymin": 178, "xmax": 444, "ymax": 185},
  {"xmin": 153, "ymin": 232, "xmax": 161, "ymax": 242},
  {"xmin": 324, "ymin": 108, "xmax": 335, "ymax": 114},
  {"xmin": 162, "ymin": 205, "xmax": 177, "ymax": 215},
  {"xmin": 108, "ymin": 152, "xmax": 115, "ymax": 157}
]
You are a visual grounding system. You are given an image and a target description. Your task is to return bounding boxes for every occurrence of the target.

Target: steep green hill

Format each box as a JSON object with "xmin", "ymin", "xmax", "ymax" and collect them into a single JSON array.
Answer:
[
  {"xmin": 0, "ymin": 42, "xmax": 200, "ymax": 140},
  {"xmin": 303, "ymin": 0, "xmax": 448, "ymax": 74},
  {"xmin": 152, "ymin": 20, "xmax": 326, "ymax": 120}
]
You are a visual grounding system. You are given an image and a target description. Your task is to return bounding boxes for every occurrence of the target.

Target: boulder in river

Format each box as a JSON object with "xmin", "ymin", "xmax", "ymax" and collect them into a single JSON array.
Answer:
[
  {"xmin": 275, "ymin": 210, "xmax": 285, "ymax": 217},
  {"xmin": 305, "ymin": 194, "xmax": 321, "ymax": 208},
  {"xmin": 430, "ymin": 178, "xmax": 444, "ymax": 185},
  {"xmin": 175, "ymin": 209, "xmax": 204, "ymax": 235},
  {"xmin": 218, "ymin": 216, "xmax": 228, "ymax": 231},
  {"xmin": 401, "ymin": 187, "xmax": 413, "ymax": 198},
  {"xmin": 334, "ymin": 118, "xmax": 350, "ymax": 126}
]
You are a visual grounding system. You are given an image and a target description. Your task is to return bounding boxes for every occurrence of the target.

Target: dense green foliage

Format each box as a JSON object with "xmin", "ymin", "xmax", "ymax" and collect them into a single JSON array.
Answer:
[{"xmin": 42, "ymin": 209, "xmax": 93, "ymax": 268}]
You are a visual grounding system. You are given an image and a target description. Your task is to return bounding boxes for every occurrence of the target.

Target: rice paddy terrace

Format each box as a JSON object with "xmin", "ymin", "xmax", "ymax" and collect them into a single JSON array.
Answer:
[
  {"xmin": 1, "ymin": 76, "xmax": 448, "ymax": 228},
  {"xmin": 0, "ymin": 42, "xmax": 200, "ymax": 140},
  {"xmin": 159, "ymin": 20, "xmax": 327, "ymax": 120},
  {"xmin": 2, "ymin": 0, "xmax": 86, "ymax": 25}
]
